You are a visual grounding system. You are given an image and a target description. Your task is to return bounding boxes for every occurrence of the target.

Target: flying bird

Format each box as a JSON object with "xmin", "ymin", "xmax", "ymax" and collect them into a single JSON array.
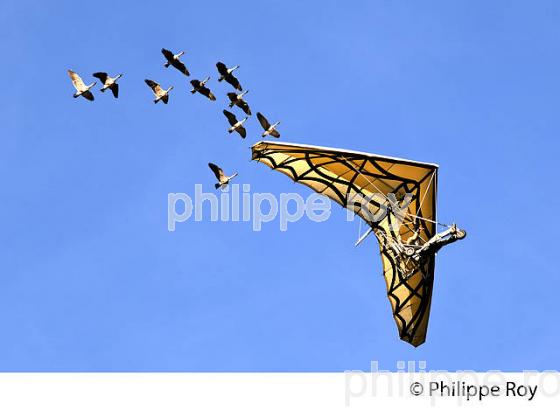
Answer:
[
  {"xmin": 257, "ymin": 112, "xmax": 281, "ymax": 138},
  {"xmin": 190, "ymin": 77, "xmax": 216, "ymax": 101},
  {"xmin": 216, "ymin": 62, "xmax": 242, "ymax": 91},
  {"xmin": 161, "ymin": 48, "xmax": 190, "ymax": 76},
  {"xmin": 68, "ymin": 70, "xmax": 95, "ymax": 101},
  {"xmin": 208, "ymin": 162, "xmax": 238, "ymax": 189},
  {"xmin": 223, "ymin": 110, "xmax": 248, "ymax": 139},
  {"xmin": 92, "ymin": 72, "xmax": 123, "ymax": 98},
  {"xmin": 145, "ymin": 79, "xmax": 173, "ymax": 104},
  {"xmin": 227, "ymin": 91, "xmax": 251, "ymax": 115}
]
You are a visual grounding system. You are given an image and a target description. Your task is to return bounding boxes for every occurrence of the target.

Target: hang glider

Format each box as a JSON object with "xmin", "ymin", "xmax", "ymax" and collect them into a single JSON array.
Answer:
[{"xmin": 251, "ymin": 141, "xmax": 466, "ymax": 347}]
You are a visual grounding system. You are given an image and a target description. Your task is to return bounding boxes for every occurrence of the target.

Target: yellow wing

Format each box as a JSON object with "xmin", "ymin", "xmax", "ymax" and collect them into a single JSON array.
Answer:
[{"xmin": 252, "ymin": 141, "xmax": 438, "ymax": 347}]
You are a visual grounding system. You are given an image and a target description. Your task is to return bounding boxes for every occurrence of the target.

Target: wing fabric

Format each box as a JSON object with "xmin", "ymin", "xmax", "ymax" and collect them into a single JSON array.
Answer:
[{"xmin": 251, "ymin": 141, "xmax": 438, "ymax": 347}]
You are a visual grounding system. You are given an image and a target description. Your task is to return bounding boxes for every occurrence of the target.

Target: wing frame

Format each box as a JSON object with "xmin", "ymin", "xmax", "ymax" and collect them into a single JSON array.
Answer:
[{"xmin": 251, "ymin": 141, "xmax": 440, "ymax": 347}]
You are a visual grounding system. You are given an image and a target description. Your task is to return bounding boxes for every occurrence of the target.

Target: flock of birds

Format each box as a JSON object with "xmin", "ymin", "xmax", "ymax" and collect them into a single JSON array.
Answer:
[{"xmin": 68, "ymin": 48, "xmax": 283, "ymax": 189}]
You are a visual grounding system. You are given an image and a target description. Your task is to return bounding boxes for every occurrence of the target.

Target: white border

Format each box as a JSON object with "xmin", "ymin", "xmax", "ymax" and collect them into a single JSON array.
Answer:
[{"xmin": 0, "ymin": 372, "xmax": 558, "ymax": 409}]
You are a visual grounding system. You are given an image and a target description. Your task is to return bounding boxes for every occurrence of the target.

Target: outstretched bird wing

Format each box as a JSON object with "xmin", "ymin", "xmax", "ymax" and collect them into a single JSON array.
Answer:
[
  {"xmin": 199, "ymin": 86, "xmax": 216, "ymax": 101},
  {"xmin": 145, "ymin": 79, "xmax": 158, "ymax": 90},
  {"xmin": 257, "ymin": 112, "xmax": 271, "ymax": 130},
  {"xmin": 225, "ymin": 74, "xmax": 242, "ymax": 91},
  {"xmin": 216, "ymin": 62, "xmax": 228, "ymax": 76},
  {"xmin": 145, "ymin": 79, "xmax": 163, "ymax": 96},
  {"xmin": 226, "ymin": 92, "xmax": 237, "ymax": 102},
  {"xmin": 208, "ymin": 162, "xmax": 225, "ymax": 182},
  {"xmin": 92, "ymin": 72, "xmax": 109, "ymax": 84},
  {"xmin": 237, "ymin": 126, "xmax": 247, "ymax": 139},
  {"xmin": 68, "ymin": 70, "xmax": 86, "ymax": 91},
  {"xmin": 223, "ymin": 110, "xmax": 238, "ymax": 126},
  {"xmin": 172, "ymin": 60, "xmax": 190, "ymax": 76},
  {"xmin": 269, "ymin": 129, "xmax": 280, "ymax": 138},
  {"xmin": 111, "ymin": 83, "xmax": 119, "ymax": 98},
  {"xmin": 82, "ymin": 90, "xmax": 94, "ymax": 101},
  {"xmin": 240, "ymin": 101, "xmax": 251, "ymax": 116},
  {"xmin": 161, "ymin": 48, "xmax": 175, "ymax": 61}
]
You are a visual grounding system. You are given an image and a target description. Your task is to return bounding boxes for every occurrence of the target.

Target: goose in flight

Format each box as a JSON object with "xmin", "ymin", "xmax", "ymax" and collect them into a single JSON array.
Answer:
[
  {"xmin": 257, "ymin": 112, "xmax": 281, "ymax": 138},
  {"xmin": 190, "ymin": 77, "xmax": 216, "ymax": 101},
  {"xmin": 145, "ymin": 79, "xmax": 173, "ymax": 104},
  {"xmin": 223, "ymin": 110, "xmax": 248, "ymax": 139},
  {"xmin": 161, "ymin": 48, "xmax": 190, "ymax": 76},
  {"xmin": 92, "ymin": 72, "xmax": 122, "ymax": 98},
  {"xmin": 208, "ymin": 162, "xmax": 238, "ymax": 189},
  {"xmin": 68, "ymin": 70, "xmax": 95, "ymax": 101},
  {"xmin": 216, "ymin": 62, "xmax": 242, "ymax": 91},
  {"xmin": 227, "ymin": 91, "xmax": 251, "ymax": 115}
]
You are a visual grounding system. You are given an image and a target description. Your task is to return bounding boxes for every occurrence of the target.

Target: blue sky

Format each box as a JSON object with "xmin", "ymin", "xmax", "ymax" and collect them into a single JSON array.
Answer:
[{"xmin": 0, "ymin": 0, "xmax": 559, "ymax": 371}]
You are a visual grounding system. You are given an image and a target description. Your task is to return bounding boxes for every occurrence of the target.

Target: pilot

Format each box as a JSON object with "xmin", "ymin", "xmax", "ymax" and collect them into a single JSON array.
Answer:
[{"xmin": 406, "ymin": 226, "xmax": 423, "ymax": 246}]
